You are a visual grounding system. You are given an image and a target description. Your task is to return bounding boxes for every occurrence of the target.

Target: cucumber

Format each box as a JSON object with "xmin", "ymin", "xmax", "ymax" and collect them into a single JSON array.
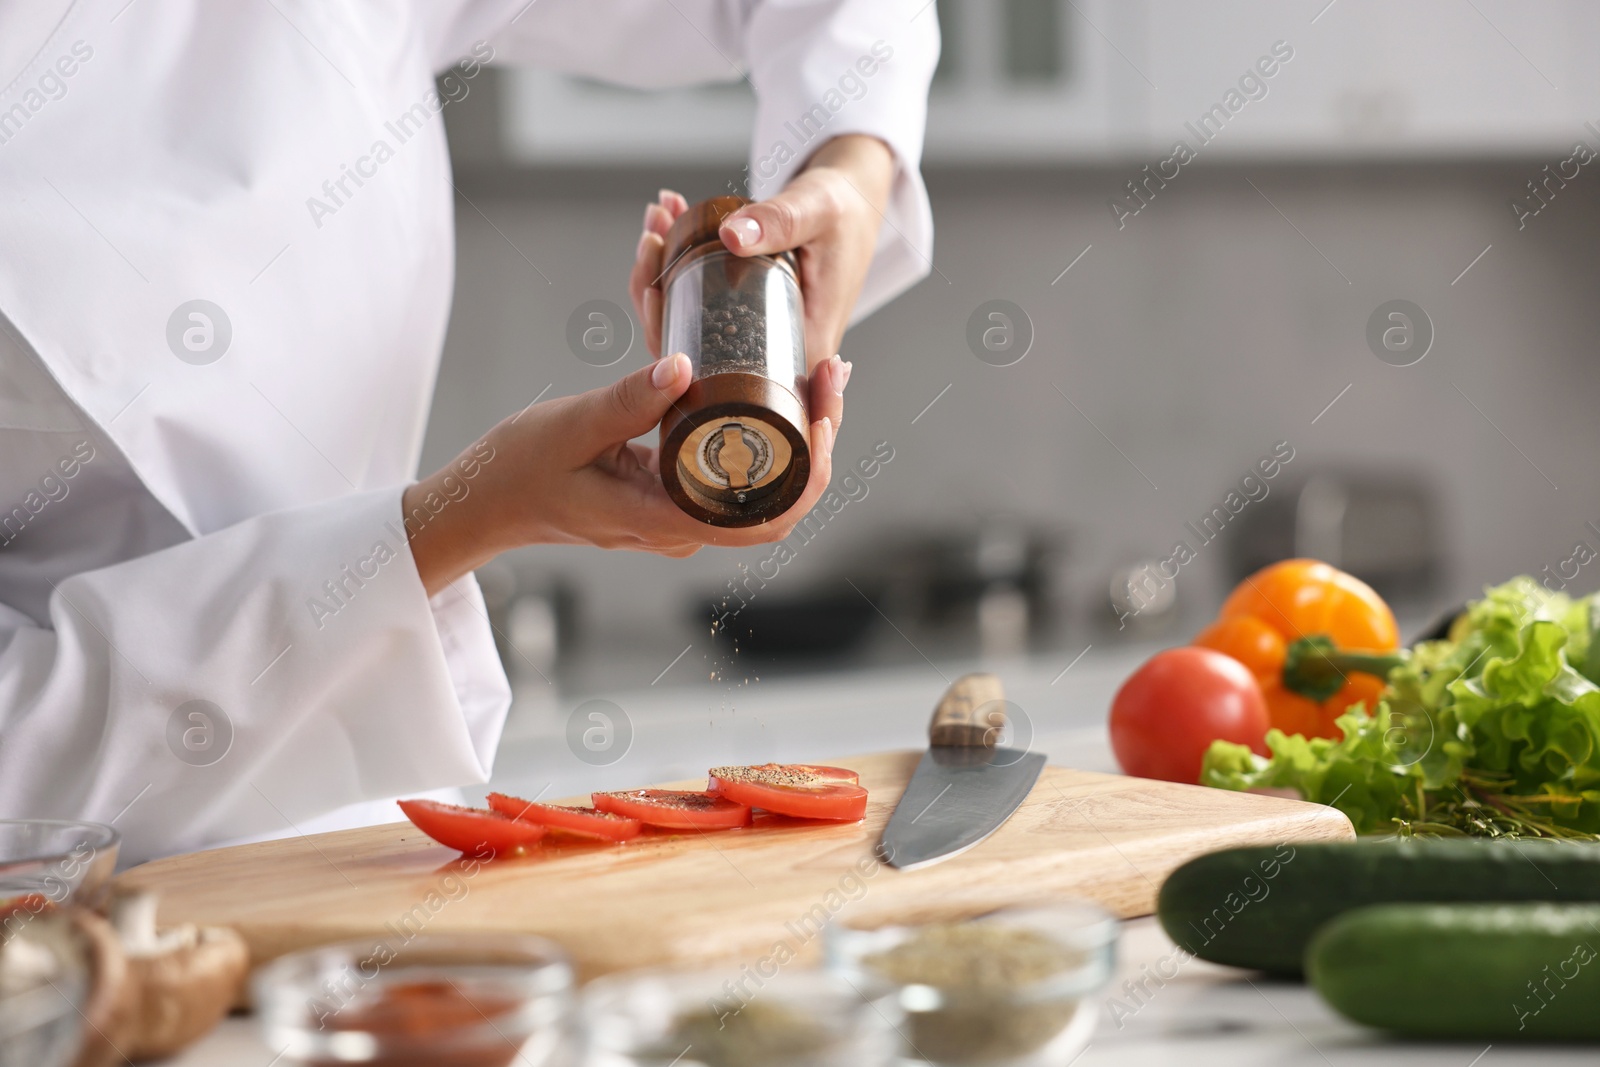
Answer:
[
  {"xmin": 1308, "ymin": 903, "xmax": 1600, "ymax": 1040},
  {"xmin": 1157, "ymin": 839, "xmax": 1600, "ymax": 976}
]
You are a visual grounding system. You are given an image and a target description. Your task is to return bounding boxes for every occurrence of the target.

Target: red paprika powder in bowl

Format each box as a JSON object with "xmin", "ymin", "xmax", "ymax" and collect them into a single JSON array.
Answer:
[{"xmin": 253, "ymin": 934, "xmax": 573, "ymax": 1066}]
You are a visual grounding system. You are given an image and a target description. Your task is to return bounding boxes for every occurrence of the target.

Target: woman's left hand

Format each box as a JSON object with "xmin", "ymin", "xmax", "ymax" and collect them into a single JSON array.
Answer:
[
  {"xmin": 404, "ymin": 353, "xmax": 847, "ymax": 596},
  {"xmin": 628, "ymin": 133, "xmax": 894, "ymax": 414}
]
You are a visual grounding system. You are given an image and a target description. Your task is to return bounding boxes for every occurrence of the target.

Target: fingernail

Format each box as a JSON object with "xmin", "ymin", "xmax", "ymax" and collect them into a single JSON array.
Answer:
[
  {"xmin": 636, "ymin": 231, "xmax": 652, "ymax": 257},
  {"xmin": 652, "ymin": 353, "xmax": 683, "ymax": 389},
  {"xmin": 819, "ymin": 417, "xmax": 835, "ymax": 454},
  {"xmin": 658, "ymin": 189, "xmax": 674, "ymax": 205},
  {"xmin": 830, "ymin": 356, "xmax": 846, "ymax": 396},
  {"xmin": 841, "ymin": 360, "xmax": 853, "ymax": 389},
  {"xmin": 723, "ymin": 217, "xmax": 762, "ymax": 248}
]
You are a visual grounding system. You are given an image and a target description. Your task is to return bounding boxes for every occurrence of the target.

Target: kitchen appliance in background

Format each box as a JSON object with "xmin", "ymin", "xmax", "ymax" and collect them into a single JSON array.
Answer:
[
  {"xmin": 479, "ymin": 560, "xmax": 580, "ymax": 685},
  {"xmin": 1226, "ymin": 470, "xmax": 1443, "ymax": 602},
  {"xmin": 863, "ymin": 521, "xmax": 1065, "ymax": 660},
  {"xmin": 709, "ymin": 586, "xmax": 881, "ymax": 663},
  {"xmin": 1104, "ymin": 558, "xmax": 1184, "ymax": 638},
  {"xmin": 700, "ymin": 522, "xmax": 1066, "ymax": 670}
]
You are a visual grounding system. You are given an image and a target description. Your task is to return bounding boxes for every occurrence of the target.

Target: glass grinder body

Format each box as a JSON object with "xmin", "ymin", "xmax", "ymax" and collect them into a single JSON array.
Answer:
[{"xmin": 657, "ymin": 196, "xmax": 811, "ymax": 528}]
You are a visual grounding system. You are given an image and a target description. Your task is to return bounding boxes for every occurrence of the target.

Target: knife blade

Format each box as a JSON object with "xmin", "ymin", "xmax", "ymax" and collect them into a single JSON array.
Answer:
[{"xmin": 878, "ymin": 672, "xmax": 1046, "ymax": 871}]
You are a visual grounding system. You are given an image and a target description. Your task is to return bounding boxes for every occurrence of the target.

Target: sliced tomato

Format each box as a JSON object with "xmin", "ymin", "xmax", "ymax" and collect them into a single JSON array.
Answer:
[
  {"xmin": 707, "ymin": 764, "xmax": 869, "ymax": 822},
  {"xmin": 486, "ymin": 793, "xmax": 643, "ymax": 842},
  {"xmin": 591, "ymin": 789, "xmax": 752, "ymax": 830},
  {"xmin": 398, "ymin": 799, "xmax": 546, "ymax": 857}
]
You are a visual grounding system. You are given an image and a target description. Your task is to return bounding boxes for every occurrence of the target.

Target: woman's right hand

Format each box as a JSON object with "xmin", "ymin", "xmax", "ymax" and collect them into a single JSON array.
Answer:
[{"xmin": 403, "ymin": 352, "xmax": 847, "ymax": 596}]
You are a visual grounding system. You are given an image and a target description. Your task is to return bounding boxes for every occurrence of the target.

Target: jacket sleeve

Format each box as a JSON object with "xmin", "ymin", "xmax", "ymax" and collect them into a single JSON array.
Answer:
[
  {"xmin": 0, "ymin": 487, "xmax": 510, "ymax": 865},
  {"xmin": 427, "ymin": 0, "xmax": 939, "ymax": 320}
]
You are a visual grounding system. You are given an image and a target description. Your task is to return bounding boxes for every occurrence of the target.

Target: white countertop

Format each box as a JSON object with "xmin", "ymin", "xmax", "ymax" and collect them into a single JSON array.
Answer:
[{"xmin": 167, "ymin": 649, "xmax": 1595, "ymax": 1064}]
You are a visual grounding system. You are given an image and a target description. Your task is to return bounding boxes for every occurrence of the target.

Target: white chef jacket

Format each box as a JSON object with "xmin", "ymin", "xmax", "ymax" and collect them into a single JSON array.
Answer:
[{"xmin": 0, "ymin": 0, "xmax": 936, "ymax": 864}]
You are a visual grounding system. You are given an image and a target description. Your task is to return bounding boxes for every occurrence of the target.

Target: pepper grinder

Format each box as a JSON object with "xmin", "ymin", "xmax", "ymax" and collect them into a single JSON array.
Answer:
[{"xmin": 657, "ymin": 196, "xmax": 810, "ymax": 527}]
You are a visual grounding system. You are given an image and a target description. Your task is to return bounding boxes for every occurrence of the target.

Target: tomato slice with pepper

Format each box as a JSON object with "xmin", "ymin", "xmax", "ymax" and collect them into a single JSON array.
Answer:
[
  {"xmin": 398, "ymin": 799, "xmax": 546, "ymax": 857},
  {"xmin": 486, "ymin": 793, "xmax": 643, "ymax": 841},
  {"xmin": 777, "ymin": 765, "xmax": 860, "ymax": 785},
  {"xmin": 591, "ymin": 789, "xmax": 752, "ymax": 830},
  {"xmin": 707, "ymin": 764, "xmax": 869, "ymax": 822}
]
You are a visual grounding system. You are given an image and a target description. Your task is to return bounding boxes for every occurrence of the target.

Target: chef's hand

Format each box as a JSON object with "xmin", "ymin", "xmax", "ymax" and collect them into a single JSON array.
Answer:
[
  {"xmin": 629, "ymin": 133, "xmax": 893, "ymax": 414},
  {"xmin": 404, "ymin": 352, "xmax": 847, "ymax": 597}
]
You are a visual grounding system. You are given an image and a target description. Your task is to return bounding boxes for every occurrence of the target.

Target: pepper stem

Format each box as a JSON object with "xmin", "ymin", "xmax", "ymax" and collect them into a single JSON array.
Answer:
[{"xmin": 1281, "ymin": 634, "xmax": 1406, "ymax": 702}]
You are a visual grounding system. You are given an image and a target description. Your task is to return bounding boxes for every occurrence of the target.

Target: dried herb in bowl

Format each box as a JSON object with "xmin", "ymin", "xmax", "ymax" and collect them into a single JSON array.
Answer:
[
  {"xmin": 863, "ymin": 924, "xmax": 1086, "ymax": 1065},
  {"xmin": 650, "ymin": 1000, "xmax": 834, "ymax": 1067}
]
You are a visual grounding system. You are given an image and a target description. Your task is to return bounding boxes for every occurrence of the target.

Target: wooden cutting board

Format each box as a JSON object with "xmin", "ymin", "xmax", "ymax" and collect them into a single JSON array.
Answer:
[{"xmin": 118, "ymin": 752, "xmax": 1352, "ymax": 980}]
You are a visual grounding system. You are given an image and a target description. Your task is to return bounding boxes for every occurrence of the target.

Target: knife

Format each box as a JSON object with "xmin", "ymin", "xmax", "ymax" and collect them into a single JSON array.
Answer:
[{"xmin": 878, "ymin": 672, "xmax": 1047, "ymax": 871}]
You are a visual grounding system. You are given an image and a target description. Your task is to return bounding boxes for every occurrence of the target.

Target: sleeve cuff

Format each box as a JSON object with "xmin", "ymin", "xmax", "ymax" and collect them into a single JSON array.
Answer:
[
  {"xmin": 229, "ymin": 493, "xmax": 513, "ymax": 846},
  {"xmin": 424, "ymin": 570, "xmax": 513, "ymax": 780},
  {"xmin": 744, "ymin": 10, "xmax": 940, "ymax": 322}
]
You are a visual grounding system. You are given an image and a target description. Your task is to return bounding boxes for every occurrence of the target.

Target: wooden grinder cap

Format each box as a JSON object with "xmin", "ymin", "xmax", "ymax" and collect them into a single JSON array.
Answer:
[{"xmin": 660, "ymin": 196, "xmax": 798, "ymax": 282}]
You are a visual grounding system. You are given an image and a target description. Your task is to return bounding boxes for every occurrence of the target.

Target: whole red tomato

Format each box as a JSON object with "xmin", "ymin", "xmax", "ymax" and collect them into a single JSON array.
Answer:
[{"xmin": 1110, "ymin": 647, "xmax": 1270, "ymax": 784}]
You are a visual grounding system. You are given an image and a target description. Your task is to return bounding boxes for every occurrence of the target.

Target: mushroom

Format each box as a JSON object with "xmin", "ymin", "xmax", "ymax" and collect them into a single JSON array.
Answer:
[
  {"xmin": 69, "ymin": 908, "xmax": 134, "ymax": 1067},
  {"xmin": 105, "ymin": 888, "xmax": 249, "ymax": 1061}
]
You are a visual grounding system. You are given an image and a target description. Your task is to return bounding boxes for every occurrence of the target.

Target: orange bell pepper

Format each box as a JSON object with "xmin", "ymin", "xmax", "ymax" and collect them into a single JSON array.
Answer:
[{"xmin": 1194, "ymin": 559, "xmax": 1402, "ymax": 739}]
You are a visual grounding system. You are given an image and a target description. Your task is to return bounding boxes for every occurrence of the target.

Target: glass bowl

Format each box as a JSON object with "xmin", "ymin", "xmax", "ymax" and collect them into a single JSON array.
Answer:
[
  {"xmin": 582, "ymin": 964, "xmax": 902, "ymax": 1067},
  {"xmin": 254, "ymin": 934, "xmax": 575, "ymax": 1067},
  {"xmin": 826, "ymin": 903, "xmax": 1119, "ymax": 1067},
  {"xmin": 0, "ymin": 981, "xmax": 85, "ymax": 1067},
  {"xmin": 0, "ymin": 820, "xmax": 119, "ymax": 916},
  {"xmin": 0, "ymin": 923, "xmax": 92, "ymax": 1067}
]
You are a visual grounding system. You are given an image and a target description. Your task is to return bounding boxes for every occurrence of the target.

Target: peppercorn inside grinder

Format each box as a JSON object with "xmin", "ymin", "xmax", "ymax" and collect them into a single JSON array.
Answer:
[{"xmin": 657, "ymin": 196, "xmax": 810, "ymax": 527}]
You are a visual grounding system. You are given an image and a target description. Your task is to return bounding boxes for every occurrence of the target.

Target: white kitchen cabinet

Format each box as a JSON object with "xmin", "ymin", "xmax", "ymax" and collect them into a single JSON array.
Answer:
[
  {"xmin": 498, "ymin": 0, "xmax": 1140, "ymax": 165},
  {"xmin": 919, "ymin": 0, "xmax": 1141, "ymax": 161},
  {"xmin": 497, "ymin": 0, "xmax": 1600, "ymax": 165},
  {"xmin": 501, "ymin": 72, "xmax": 755, "ymax": 165},
  {"xmin": 1140, "ymin": 0, "xmax": 1600, "ymax": 159}
]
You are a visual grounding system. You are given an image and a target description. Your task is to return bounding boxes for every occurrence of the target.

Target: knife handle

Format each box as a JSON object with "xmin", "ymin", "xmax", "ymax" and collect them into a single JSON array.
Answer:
[{"xmin": 929, "ymin": 672, "xmax": 1006, "ymax": 748}]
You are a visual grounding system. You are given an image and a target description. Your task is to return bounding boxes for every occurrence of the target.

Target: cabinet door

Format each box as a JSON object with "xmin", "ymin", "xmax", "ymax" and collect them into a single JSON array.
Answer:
[
  {"xmin": 1142, "ymin": 0, "xmax": 1600, "ymax": 158},
  {"xmin": 922, "ymin": 0, "xmax": 1137, "ymax": 162}
]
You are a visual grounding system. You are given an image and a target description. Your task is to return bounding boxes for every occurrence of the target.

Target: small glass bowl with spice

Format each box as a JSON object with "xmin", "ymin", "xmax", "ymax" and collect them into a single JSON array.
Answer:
[
  {"xmin": 581, "ymin": 964, "xmax": 901, "ymax": 1067},
  {"xmin": 826, "ymin": 903, "xmax": 1118, "ymax": 1067},
  {"xmin": 254, "ymin": 933, "xmax": 575, "ymax": 1067}
]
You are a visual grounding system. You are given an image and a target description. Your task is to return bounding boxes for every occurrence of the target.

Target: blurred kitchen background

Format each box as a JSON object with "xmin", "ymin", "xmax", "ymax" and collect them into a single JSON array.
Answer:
[{"xmin": 417, "ymin": 0, "xmax": 1600, "ymax": 775}]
